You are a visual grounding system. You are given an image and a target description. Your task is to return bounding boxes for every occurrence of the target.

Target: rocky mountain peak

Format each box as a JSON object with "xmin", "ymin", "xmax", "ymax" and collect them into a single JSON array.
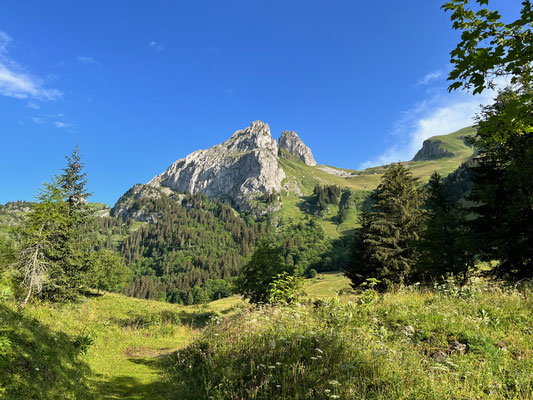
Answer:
[
  {"xmin": 412, "ymin": 139, "xmax": 454, "ymax": 162},
  {"xmin": 278, "ymin": 130, "xmax": 317, "ymax": 166},
  {"xmin": 148, "ymin": 121, "xmax": 285, "ymax": 213},
  {"xmin": 226, "ymin": 120, "xmax": 276, "ymax": 152}
]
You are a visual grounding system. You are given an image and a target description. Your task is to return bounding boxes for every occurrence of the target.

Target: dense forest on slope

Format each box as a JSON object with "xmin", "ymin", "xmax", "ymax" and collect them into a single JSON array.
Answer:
[
  {"xmin": 95, "ymin": 192, "xmax": 266, "ymax": 303},
  {"xmin": 92, "ymin": 191, "xmax": 350, "ymax": 304}
]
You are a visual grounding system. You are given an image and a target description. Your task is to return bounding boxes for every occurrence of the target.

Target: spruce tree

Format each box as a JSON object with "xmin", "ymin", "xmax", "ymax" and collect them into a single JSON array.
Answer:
[
  {"xmin": 443, "ymin": 0, "xmax": 533, "ymax": 280},
  {"xmin": 346, "ymin": 164, "xmax": 424, "ymax": 290},
  {"xmin": 43, "ymin": 146, "xmax": 95, "ymax": 301},
  {"xmin": 415, "ymin": 172, "xmax": 474, "ymax": 283},
  {"xmin": 16, "ymin": 178, "xmax": 68, "ymax": 306},
  {"xmin": 468, "ymin": 88, "xmax": 533, "ymax": 279}
]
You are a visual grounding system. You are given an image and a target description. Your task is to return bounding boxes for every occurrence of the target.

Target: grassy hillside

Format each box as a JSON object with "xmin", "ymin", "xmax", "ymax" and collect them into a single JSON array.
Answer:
[
  {"xmin": 0, "ymin": 293, "xmax": 199, "ymax": 399},
  {"xmin": 0, "ymin": 274, "xmax": 349, "ymax": 399},
  {"xmin": 278, "ymin": 126, "xmax": 476, "ymax": 236}
]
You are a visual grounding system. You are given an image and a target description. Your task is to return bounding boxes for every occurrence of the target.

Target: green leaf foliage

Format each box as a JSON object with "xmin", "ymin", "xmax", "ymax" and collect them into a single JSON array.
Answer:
[
  {"xmin": 88, "ymin": 249, "xmax": 131, "ymax": 293},
  {"xmin": 237, "ymin": 238, "xmax": 293, "ymax": 304},
  {"xmin": 443, "ymin": 0, "xmax": 532, "ymax": 94}
]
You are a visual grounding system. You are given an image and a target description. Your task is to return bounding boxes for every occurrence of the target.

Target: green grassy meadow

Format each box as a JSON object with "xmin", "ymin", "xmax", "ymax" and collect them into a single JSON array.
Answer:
[
  {"xmin": 2, "ymin": 272, "xmax": 533, "ymax": 399},
  {"xmin": 0, "ymin": 274, "xmax": 349, "ymax": 399}
]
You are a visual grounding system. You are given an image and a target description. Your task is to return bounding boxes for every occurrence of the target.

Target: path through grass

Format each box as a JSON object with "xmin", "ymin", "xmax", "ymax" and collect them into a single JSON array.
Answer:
[{"xmin": 1, "ymin": 274, "xmax": 352, "ymax": 399}]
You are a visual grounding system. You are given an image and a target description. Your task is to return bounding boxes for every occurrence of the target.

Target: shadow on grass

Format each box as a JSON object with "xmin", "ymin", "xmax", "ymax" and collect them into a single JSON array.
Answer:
[
  {"xmin": 97, "ymin": 357, "xmax": 175, "ymax": 400},
  {"xmin": 98, "ymin": 375, "xmax": 173, "ymax": 400},
  {"xmin": 0, "ymin": 303, "xmax": 95, "ymax": 400},
  {"xmin": 111, "ymin": 309, "xmax": 217, "ymax": 330}
]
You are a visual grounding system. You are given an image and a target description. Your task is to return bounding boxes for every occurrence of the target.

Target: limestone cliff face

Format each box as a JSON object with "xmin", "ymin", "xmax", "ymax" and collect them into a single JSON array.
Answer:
[
  {"xmin": 412, "ymin": 139, "xmax": 454, "ymax": 161},
  {"xmin": 148, "ymin": 121, "xmax": 285, "ymax": 212},
  {"xmin": 278, "ymin": 130, "xmax": 317, "ymax": 166}
]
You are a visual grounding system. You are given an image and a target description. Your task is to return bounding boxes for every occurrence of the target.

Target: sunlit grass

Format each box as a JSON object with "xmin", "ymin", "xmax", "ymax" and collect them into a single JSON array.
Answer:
[{"xmin": 162, "ymin": 278, "xmax": 533, "ymax": 399}]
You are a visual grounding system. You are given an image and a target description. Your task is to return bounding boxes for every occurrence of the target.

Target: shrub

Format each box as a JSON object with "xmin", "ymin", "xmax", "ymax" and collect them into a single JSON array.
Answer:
[{"xmin": 267, "ymin": 272, "xmax": 305, "ymax": 305}]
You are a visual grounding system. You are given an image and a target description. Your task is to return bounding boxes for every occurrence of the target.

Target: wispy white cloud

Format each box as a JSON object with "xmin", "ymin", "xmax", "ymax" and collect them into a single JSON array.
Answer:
[
  {"xmin": 0, "ymin": 31, "xmax": 11, "ymax": 53},
  {"xmin": 149, "ymin": 41, "xmax": 163, "ymax": 52},
  {"xmin": 77, "ymin": 56, "xmax": 95, "ymax": 64},
  {"xmin": 76, "ymin": 56, "xmax": 101, "ymax": 67},
  {"xmin": 53, "ymin": 121, "xmax": 72, "ymax": 128},
  {"xmin": 31, "ymin": 112, "xmax": 74, "ymax": 130},
  {"xmin": 358, "ymin": 73, "xmax": 507, "ymax": 169},
  {"xmin": 0, "ymin": 63, "xmax": 63, "ymax": 100},
  {"xmin": 417, "ymin": 70, "xmax": 442, "ymax": 86},
  {"xmin": 27, "ymin": 101, "xmax": 40, "ymax": 109},
  {"xmin": 0, "ymin": 30, "xmax": 63, "ymax": 100},
  {"xmin": 53, "ymin": 121, "xmax": 74, "ymax": 131}
]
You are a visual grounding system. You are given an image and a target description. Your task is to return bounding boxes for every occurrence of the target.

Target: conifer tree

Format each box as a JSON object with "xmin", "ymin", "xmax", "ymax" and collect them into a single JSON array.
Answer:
[
  {"xmin": 443, "ymin": 0, "xmax": 533, "ymax": 279},
  {"xmin": 43, "ymin": 146, "xmax": 95, "ymax": 301},
  {"xmin": 17, "ymin": 178, "xmax": 68, "ymax": 306},
  {"xmin": 415, "ymin": 172, "xmax": 474, "ymax": 283},
  {"xmin": 468, "ymin": 89, "xmax": 533, "ymax": 279},
  {"xmin": 346, "ymin": 164, "xmax": 424, "ymax": 290}
]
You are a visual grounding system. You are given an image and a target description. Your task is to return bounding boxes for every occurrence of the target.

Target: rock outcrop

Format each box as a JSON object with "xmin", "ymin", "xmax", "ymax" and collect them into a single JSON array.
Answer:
[
  {"xmin": 148, "ymin": 121, "xmax": 285, "ymax": 212},
  {"xmin": 278, "ymin": 131, "xmax": 317, "ymax": 166},
  {"xmin": 111, "ymin": 184, "xmax": 174, "ymax": 222},
  {"xmin": 412, "ymin": 139, "xmax": 454, "ymax": 161}
]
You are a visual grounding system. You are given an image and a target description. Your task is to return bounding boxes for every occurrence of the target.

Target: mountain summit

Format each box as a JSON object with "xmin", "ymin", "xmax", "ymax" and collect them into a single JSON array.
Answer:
[
  {"xmin": 278, "ymin": 130, "xmax": 317, "ymax": 166},
  {"xmin": 148, "ymin": 120, "xmax": 285, "ymax": 211},
  {"xmin": 113, "ymin": 122, "xmax": 474, "ymax": 223}
]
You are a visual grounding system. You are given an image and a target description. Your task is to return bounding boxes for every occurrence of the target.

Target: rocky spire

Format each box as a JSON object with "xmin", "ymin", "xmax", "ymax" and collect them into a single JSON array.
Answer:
[
  {"xmin": 148, "ymin": 121, "xmax": 285, "ymax": 211},
  {"xmin": 278, "ymin": 130, "xmax": 317, "ymax": 166}
]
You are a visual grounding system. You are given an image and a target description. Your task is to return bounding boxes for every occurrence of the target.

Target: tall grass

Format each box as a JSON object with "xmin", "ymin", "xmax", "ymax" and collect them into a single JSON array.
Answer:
[{"xmin": 162, "ymin": 279, "xmax": 533, "ymax": 399}]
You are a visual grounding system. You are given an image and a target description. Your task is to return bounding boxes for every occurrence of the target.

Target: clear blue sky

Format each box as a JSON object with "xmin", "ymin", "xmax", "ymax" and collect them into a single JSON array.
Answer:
[{"xmin": 0, "ymin": 0, "xmax": 521, "ymax": 206}]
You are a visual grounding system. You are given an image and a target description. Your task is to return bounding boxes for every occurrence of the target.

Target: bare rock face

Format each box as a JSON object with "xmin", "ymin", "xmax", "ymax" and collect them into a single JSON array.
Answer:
[
  {"xmin": 278, "ymin": 130, "xmax": 317, "ymax": 166},
  {"xmin": 112, "ymin": 184, "xmax": 163, "ymax": 222},
  {"xmin": 148, "ymin": 121, "xmax": 285, "ymax": 212},
  {"xmin": 412, "ymin": 139, "xmax": 454, "ymax": 161}
]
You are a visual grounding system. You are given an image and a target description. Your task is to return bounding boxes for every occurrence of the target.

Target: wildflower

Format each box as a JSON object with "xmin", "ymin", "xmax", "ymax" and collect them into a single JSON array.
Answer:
[
  {"xmin": 316, "ymin": 348, "xmax": 323, "ymax": 354},
  {"xmin": 328, "ymin": 380, "xmax": 340, "ymax": 386}
]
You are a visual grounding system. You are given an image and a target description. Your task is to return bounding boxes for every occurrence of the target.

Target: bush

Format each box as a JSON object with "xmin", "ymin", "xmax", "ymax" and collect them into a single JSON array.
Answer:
[
  {"xmin": 267, "ymin": 272, "xmax": 305, "ymax": 305},
  {"xmin": 237, "ymin": 239, "xmax": 293, "ymax": 304},
  {"xmin": 307, "ymin": 268, "xmax": 318, "ymax": 279}
]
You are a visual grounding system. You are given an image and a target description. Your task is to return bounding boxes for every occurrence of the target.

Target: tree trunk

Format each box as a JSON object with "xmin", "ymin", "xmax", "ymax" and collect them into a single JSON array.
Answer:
[{"xmin": 20, "ymin": 245, "xmax": 40, "ymax": 308}]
